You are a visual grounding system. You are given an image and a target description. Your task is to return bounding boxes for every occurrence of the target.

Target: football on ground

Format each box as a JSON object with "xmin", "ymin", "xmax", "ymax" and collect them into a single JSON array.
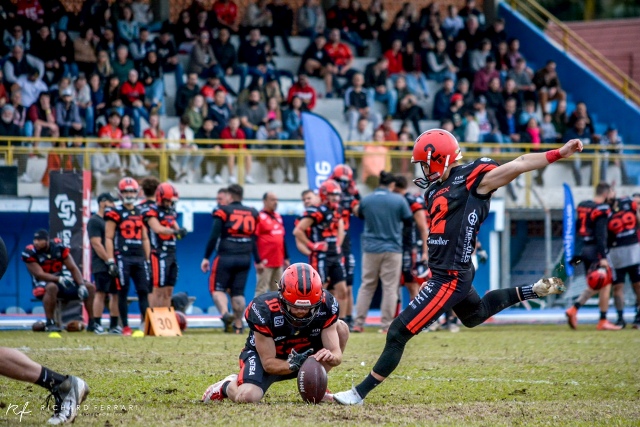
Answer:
[{"xmin": 297, "ymin": 357, "xmax": 327, "ymax": 404}]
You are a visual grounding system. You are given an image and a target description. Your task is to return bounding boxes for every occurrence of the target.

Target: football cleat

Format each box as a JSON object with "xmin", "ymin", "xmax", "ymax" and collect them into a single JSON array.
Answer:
[
  {"xmin": 109, "ymin": 326, "xmax": 123, "ymax": 335},
  {"xmin": 89, "ymin": 324, "xmax": 106, "ymax": 335},
  {"xmin": 596, "ymin": 319, "xmax": 622, "ymax": 331},
  {"xmin": 202, "ymin": 374, "xmax": 237, "ymax": 402},
  {"xmin": 350, "ymin": 325, "xmax": 363, "ymax": 333},
  {"xmin": 448, "ymin": 323, "xmax": 460, "ymax": 333},
  {"xmin": 46, "ymin": 376, "xmax": 89, "ymax": 425},
  {"xmin": 321, "ymin": 389, "xmax": 334, "ymax": 403},
  {"xmin": 615, "ymin": 318, "xmax": 626, "ymax": 329},
  {"xmin": 333, "ymin": 387, "xmax": 364, "ymax": 406},
  {"xmin": 221, "ymin": 313, "xmax": 234, "ymax": 333},
  {"xmin": 45, "ymin": 320, "xmax": 62, "ymax": 333},
  {"xmin": 532, "ymin": 277, "xmax": 566, "ymax": 297},
  {"xmin": 565, "ymin": 306, "xmax": 578, "ymax": 330},
  {"xmin": 122, "ymin": 326, "xmax": 133, "ymax": 336}
]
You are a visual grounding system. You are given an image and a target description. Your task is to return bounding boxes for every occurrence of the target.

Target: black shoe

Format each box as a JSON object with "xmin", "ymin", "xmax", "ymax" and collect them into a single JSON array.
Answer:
[
  {"xmin": 233, "ymin": 325, "xmax": 244, "ymax": 335},
  {"xmin": 222, "ymin": 313, "xmax": 234, "ymax": 333},
  {"xmin": 615, "ymin": 318, "xmax": 627, "ymax": 329},
  {"xmin": 45, "ymin": 320, "xmax": 62, "ymax": 332}
]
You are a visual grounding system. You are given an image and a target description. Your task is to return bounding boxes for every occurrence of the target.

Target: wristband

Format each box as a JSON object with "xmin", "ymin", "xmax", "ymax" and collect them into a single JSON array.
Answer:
[
  {"xmin": 107, "ymin": 258, "xmax": 114, "ymax": 263},
  {"xmin": 545, "ymin": 149, "xmax": 562, "ymax": 164}
]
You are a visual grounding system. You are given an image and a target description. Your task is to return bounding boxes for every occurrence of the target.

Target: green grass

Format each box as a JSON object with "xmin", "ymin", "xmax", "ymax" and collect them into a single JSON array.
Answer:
[{"xmin": 1, "ymin": 325, "xmax": 639, "ymax": 426}]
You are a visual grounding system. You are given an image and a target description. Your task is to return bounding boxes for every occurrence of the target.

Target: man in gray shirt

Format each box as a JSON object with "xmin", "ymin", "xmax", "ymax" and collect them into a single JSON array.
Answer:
[{"xmin": 352, "ymin": 171, "xmax": 413, "ymax": 333}]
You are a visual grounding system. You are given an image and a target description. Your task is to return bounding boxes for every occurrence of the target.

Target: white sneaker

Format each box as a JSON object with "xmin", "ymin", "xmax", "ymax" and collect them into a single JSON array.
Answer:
[
  {"xmin": 532, "ymin": 277, "xmax": 566, "ymax": 297},
  {"xmin": 228, "ymin": 176, "xmax": 237, "ymax": 184},
  {"xmin": 47, "ymin": 376, "xmax": 89, "ymax": 425},
  {"xmin": 213, "ymin": 174, "xmax": 224, "ymax": 184},
  {"xmin": 448, "ymin": 323, "xmax": 460, "ymax": 333},
  {"xmin": 19, "ymin": 173, "xmax": 34, "ymax": 183},
  {"xmin": 202, "ymin": 175, "xmax": 214, "ymax": 184},
  {"xmin": 332, "ymin": 387, "xmax": 364, "ymax": 405},
  {"xmin": 202, "ymin": 374, "xmax": 238, "ymax": 402},
  {"xmin": 245, "ymin": 175, "xmax": 255, "ymax": 184}
]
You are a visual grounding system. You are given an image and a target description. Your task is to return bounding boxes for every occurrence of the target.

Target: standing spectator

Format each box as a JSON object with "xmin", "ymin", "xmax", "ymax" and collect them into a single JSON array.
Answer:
[
  {"xmin": 427, "ymin": 38, "xmax": 456, "ymax": 83},
  {"xmin": 533, "ymin": 60, "xmax": 566, "ymax": 114},
  {"xmin": 345, "ymin": 72, "xmax": 381, "ymax": 133},
  {"xmin": 299, "ymin": 34, "xmax": 336, "ymax": 97},
  {"xmin": 442, "ymin": 5, "xmax": 464, "ymax": 40},
  {"xmin": 287, "ymin": 73, "xmax": 317, "ymax": 111},
  {"xmin": 267, "ymin": 0, "xmax": 296, "ymax": 56},
  {"xmin": 364, "ymin": 57, "xmax": 396, "ymax": 116},
  {"xmin": 56, "ymin": 87, "xmax": 84, "ymax": 137},
  {"xmin": 155, "ymin": 25, "xmax": 184, "ymax": 89},
  {"xmin": 120, "ymin": 69, "xmax": 148, "ymax": 137},
  {"xmin": 73, "ymin": 27, "xmax": 98, "ymax": 76},
  {"xmin": 167, "ymin": 114, "xmax": 203, "ymax": 183},
  {"xmin": 139, "ymin": 50, "xmax": 165, "ymax": 115},
  {"xmin": 219, "ymin": 115, "xmax": 247, "ymax": 184},
  {"xmin": 254, "ymin": 192, "xmax": 290, "ymax": 297},
  {"xmin": 4, "ymin": 44, "xmax": 44, "ymax": 86},
  {"xmin": 297, "ymin": 0, "xmax": 326, "ymax": 39},
  {"xmin": 351, "ymin": 171, "xmax": 412, "ymax": 333},
  {"xmin": 129, "ymin": 27, "xmax": 155, "ymax": 63},
  {"xmin": 175, "ymin": 72, "xmax": 200, "ymax": 117},
  {"xmin": 117, "ymin": 6, "xmax": 139, "ymax": 45},
  {"xmin": 212, "ymin": 0, "xmax": 239, "ymax": 33},
  {"xmin": 213, "ymin": 28, "xmax": 247, "ymax": 94}
]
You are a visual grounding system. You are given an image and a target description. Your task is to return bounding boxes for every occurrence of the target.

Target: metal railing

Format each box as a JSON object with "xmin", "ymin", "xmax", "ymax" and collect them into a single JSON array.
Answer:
[{"xmin": 509, "ymin": 0, "xmax": 640, "ymax": 105}]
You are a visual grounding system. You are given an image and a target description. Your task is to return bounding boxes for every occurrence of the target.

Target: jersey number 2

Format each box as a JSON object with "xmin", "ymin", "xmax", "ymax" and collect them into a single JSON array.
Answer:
[{"xmin": 430, "ymin": 196, "xmax": 448, "ymax": 234}]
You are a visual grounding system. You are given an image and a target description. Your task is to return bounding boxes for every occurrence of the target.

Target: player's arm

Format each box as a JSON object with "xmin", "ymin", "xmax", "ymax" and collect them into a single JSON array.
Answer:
[
  {"xmin": 293, "ymin": 217, "xmax": 314, "ymax": 256},
  {"xmin": 25, "ymin": 262, "xmax": 60, "ymax": 284},
  {"xmin": 477, "ymin": 139, "xmax": 583, "ymax": 195},
  {"xmin": 89, "ymin": 234, "xmax": 109, "ymax": 263},
  {"xmin": 146, "ymin": 216, "xmax": 177, "ymax": 236},
  {"xmin": 414, "ymin": 210, "xmax": 429, "ymax": 262},
  {"xmin": 254, "ymin": 332, "xmax": 298, "ymax": 375},
  {"xmin": 141, "ymin": 225, "xmax": 151, "ymax": 261},
  {"xmin": 336, "ymin": 218, "xmax": 344, "ymax": 248},
  {"xmin": 63, "ymin": 255, "xmax": 84, "ymax": 285},
  {"xmin": 201, "ymin": 217, "xmax": 223, "ymax": 272},
  {"xmin": 315, "ymin": 322, "xmax": 342, "ymax": 367},
  {"xmin": 105, "ymin": 220, "xmax": 116, "ymax": 261}
]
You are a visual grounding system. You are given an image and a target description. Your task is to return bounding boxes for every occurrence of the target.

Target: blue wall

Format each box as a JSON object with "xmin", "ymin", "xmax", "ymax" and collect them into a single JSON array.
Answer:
[
  {"xmin": 500, "ymin": 3, "xmax": 640, "ymax": 183},
  {"xmin": 0, "ymin": 210, "xmax": 494, "ymax": 314}
]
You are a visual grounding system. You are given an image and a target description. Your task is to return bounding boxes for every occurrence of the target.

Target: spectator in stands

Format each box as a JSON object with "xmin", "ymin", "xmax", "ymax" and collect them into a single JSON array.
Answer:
[
  {"xmin": 287, "ymin": 73, "xmax": 317, "ymax": 111},
  {"xmin": 56, "ymin": 87, "xmax": 83, "ymax": 137},
  {"xmin": 384, "ymin": 38, "xmax": 403, "ymax": 74},
  {"xmin": 533, "ymin": 60, "xmax": 566, "ymax": 113},
  {"xmin": 139, "ymin": 50, "xmax": 164, "ymax": 115},
  {"xmin": 568, "ymin": 102, "xmax": 596, "ymax": 135},
  {"xmin": 300, "ymin": 33, "xmax": 335, "ymax": 96},
  {"xmin": 175, "ymin": 72, "xmax": 200, "ymax": 117},
  {"xmin": 117, "ymin": 6, "xmax": 139, "ymax": 45},
  {"xmin": 94, "ymin": 50, "xmax": 113, "ymax": 83},
  {"xmin": 213, "ymin": 28, "xmax": 247, "ymax": 93},
  {"xmin": 112, "ymin": 45, "xmax": 134, "ymax": 84},
  {"xmin": 433, "ymin": 77, "xmax": 455, "ymax": 121},
  {"xmin": 155, "ymin": 24, "xmax": 183, "ymax": 89},
  {"xmin": 459, "ymin": 0, "xmax": 485, "ymax": 27},
  {"xmin": 495, "ymin": 40, "xmax": 510, "ymax": 78},
  {"xmin": 297, "ymin": 0, "xmax": 326, "ymax": 39},
  {"xmin": 378, "ymin": 115, "xmax": 398, "ymax": 141},
  {"xmin": 383, "ymin": 15, "xmax": 409, "ymax": 50},
  {"xmin": 552, "ymin": 99, "xmax": 568, "ymax": 135},
  {"xmin": 219, "ymin": 115, "xmax": 247, "ymax": 184},
  {"xmin": 364, "ymin": 57, "xmax": 396, "ymax": 116},
  {"xmin": 456, "ymin": 15, "xmax": 483, "ymax": 50},
  {"xmin": 485, "ymin": 77, "xmax": 504, "ymax": 113},
  {"xmin": 427, "ymin": 38, "xmax": 457, "ymax": 83},
  {"xmin": 508, "ymin": 58, "xmax": 535, "ymax": 103},
  {"xmin": 442, "ymin": 5, "xmax": 464, "ymax": 40},
  {"xmin": 599, "ymin": 125, "xmax": 631, "ymax": 185},
  {"xmin": 167, "ymin": 114, "xmax": 203, "ymax": 183},
  {"xmin": 325, "ymin": 28, "xmax": 358, "ymax": 92},
  {"xmin": 0, "ymin": 71, "xmax": 7, "ymax": 108},
  {"xmin": 98, "ymin": 110, "xmax": 123, "ymax": 143},
  {"xmin": 104, "ymin": 75, "xmax": 124, "ymax": 117},
  {"xmin": 256, "ymin": 119, "xmax": 289, "ymax": 183},
  {"xmin": 239, "ymin": 28, "xmax": 273, "ymax": 83},
  {"xmin": 402, "ymin": 41, "xmax": 429, "ymax": 98},
  {"xmin": 73, "ymin": 27, "xmax": 98, "ymax": 76},
  {"xmin": 267, "ymin": 0, "xmax": 296, "ymax": 56},
  {"xmin": 506, "ymin": 38, "xmax": 524, "ymax": 69},
  {"xmin": 0, "ymin": 105, "xmax": 21, "ymax": 144},
  {"xmin": 131, "ymin": 0, "xmax": 158, "ymax": 32},
  {"xmin": 367, "ymin": 0, "xmax": 386, "ymax": 42},
  {"xmin": 562, "ymin": 117, "xmax": 591, "ymax": 185},
  {"xmin": 186, "ymin": 94, "xmax": 207, "ymax": 133},
  {"xmin": 486, "ymin": 17, "xmax": 507, "ymax": 46},
  {"xmin": 450, "ymin": 39, "xmax": 472, "ymax": 83},
  {"xmin": 285, "ymin": 95, "xmax": 303, "ymax": 139},
  {"xmin": 540, "ymin": 112, "xmax": 560, "ymax": 143},
  {"xmin": 30, "ymin": 24, "xmax": 59, "ymax": 86},
  {"xmin": 347, "ymin": 0, "xmax": 371, "ymax": 54},
  {"xmin": 3, "ymin": 24, "xmax": 31, "ymax": 52},
  {"xmin": 469, "ymin": 38, "xmax": 492, "ymax": 74},
  {"xmin": 265, "ymin": 96, "xmax": 282, "ymax": 122},
  {"xmin": 348, "ymin": 115, "xmax": 373, "ymax": 143},
  {"xmin": 143, "ymin": 112, "xmax": 164, "ymax": 149},
  {"xmin": 502, "ymin": 76, "xmax": 521, "ymax": 108},
  {"xmin": 129, "ymin": 27, "xmax": 155, "ymax": 63},
  {"xmin": 173, "ymin": 11, "xmax": 196, "ymax": 50},
  {"xmin": 525, "ymin": 117, "xmax": 541, "ymax": 147},
  {"xmin": 52, "ymin": 30, "xmax": 77, "ymax": 79},
  {"xmin": 241, "ymin": 0, "xmax": 271, "ymax": 37},
  {"xmin": 17, "ymin": 67, "xmax": 47, "ymax": 109},
  {"xmin": 4, "ymin": 44, "xmax": 43, "ymax": 85},
  {"xmin": 497, "ymin": 97, "xmax": 522, "ymax": 144},
  {"xmin": 96, "ymin": 27, "xmax": 118, "ymax": 62},
  {"xmin": 518, "ymin": 99, "xmax": 541, "ymax": 128},
  {"xmin": 10, "ymin": 90, "xmax": 29, "ymax": 138},
  {"xmin": 189, "ymin": 31, "xmax": 218, "ymax": 78},
  {"xmin": 201, "ymin": 75, "xmax": 227, "ymax": 107},
  {"xmin": 29, "ymin": 92, "xmax": 58, "ymax": 144},
  {"xmin": 196, "ymin": 118, "xmax": 224, "ymax": 184},
  {"xmin": 445, "ymin": 93, "xmax": 465, "ymax": 136},
  {"xmin": 209, "ymin": 89, "xmax": 232, "ymax": 135},
  {"xmin": 120, "ymin": 69, "xmax": 148, "ymax": 137},
  {"xmin": 88, "ymin": 73, "xmax": 105, "ymax": 123},
  {"xmin": 463, "ymin": 107, "xmax": 479, "ymax": 143},
  {"xmin": 212, "ymin": 0, "xmax": 239, "ymax": 33},
  {"xmin": 192, "ymin": 10, "xmax": 213, "ymax": 36},
  {"xmin": 394, "ymin": 75, "xmax": 423, "ymax": 136},
  {"xmin": 238, "ymin": 88, "xmax": 267, "ymax": 141},
  {"xmin": 473, "ymin": 56, "xmax": 499, "ymax": 96},
  {"xmin": 345, "ymin": 72, "xmax": 381, "ymax": 133},
  {"xmin": 94, "ymin": 127, "xmax": 124, "ymax": 189},
  {"xmin": 360, "ymin": 130, "xmax": 388, "ymax": 188},
  {"xmin": 474, "ymin": 95, "xmax": 500, "ymax": 143}
]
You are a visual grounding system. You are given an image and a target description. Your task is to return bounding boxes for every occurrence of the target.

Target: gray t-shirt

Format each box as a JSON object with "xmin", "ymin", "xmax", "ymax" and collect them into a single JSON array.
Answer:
[
  {"xmin": 87, "ymin": 214, "xmax": 107, "ymax": 274},
  {"xmin": 358, "ymin": 188, "xmax": 412, "ymax": 253},
  {"xmin": 237, "ymin": 102, "xmax": 267, "ymax": 127}
]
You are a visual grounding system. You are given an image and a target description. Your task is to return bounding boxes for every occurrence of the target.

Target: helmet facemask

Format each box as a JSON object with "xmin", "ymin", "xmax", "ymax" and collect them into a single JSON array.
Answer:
[
  {"xmin": 412, "ymin": 150, "xmax": 451, "ymax": 189},
  {"xmin": 120, "ymin": 189, "xmax": 138, "ymax": 205},
  {"xmin": 278, "ymin": 291, "xmax": 322, "ymax": 328}
]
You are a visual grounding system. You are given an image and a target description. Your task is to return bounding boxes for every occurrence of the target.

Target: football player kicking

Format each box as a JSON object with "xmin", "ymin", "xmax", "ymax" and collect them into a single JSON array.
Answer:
[
  {"xmin": 202, "ymin": 263, "xmax": 349, "ymax": 403},
  {"xmin": 333, "ymin": 130, "xmax": 581, "ymax": 405}
]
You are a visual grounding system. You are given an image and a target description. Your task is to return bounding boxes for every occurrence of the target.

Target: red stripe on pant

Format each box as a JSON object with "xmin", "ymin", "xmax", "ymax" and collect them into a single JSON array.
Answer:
[
  {"xmin": 151, "ymin": 254, "xmax": 160, "ymax": 288},
  {"xmin": 406, "ymin": 275, "xmax": 459, "ymax": 334},
  {"xmin": 208, "ymin": 257, "xmax": 220, "ymax": 294},
  {"xmin": 237, "ymin": 358, "xmax": 246, "ymax": 386}
]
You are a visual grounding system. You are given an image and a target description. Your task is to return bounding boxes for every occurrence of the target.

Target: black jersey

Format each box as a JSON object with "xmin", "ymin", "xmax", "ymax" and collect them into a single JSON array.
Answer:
[
  {"xmin": 212, "ymin": 201, "xmax": 259, "ymax": 255},
  {"xmin": 424, "ymin": 158, "xmax": 499, "ymax": 270},
  {"xmin": 22, "ymin": 238, "xmax": 70, "ymax": 275},
  {"xmin": 104, "ymin": 205, "xmax": 146, "ymax": 258},
  {"xmin": 243, "ymin": 290, "xmax": 339, "ymax": 359},
  {"xmin": 143, "ymin": 204, "xmax": 179, "ymax": 253},
  {"xmin": 339, "ymin": 188, "xmax": 360, "ymax": 232},
  {"xmin": 402, "ymin": 192, "xmax": 426, "ymax": 251},
  {"xmin": 302, "ymin": 204, "xmax": 343, "ymax": 256},
  {"xmin": 608, "ymin": 197, "xmax": 639, "ymax": 248}
]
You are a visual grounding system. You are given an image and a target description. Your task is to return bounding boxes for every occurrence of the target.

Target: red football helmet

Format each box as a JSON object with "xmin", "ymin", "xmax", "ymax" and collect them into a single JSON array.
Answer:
[
  {"xmin": 411, "ymin": 129, "xmax": 463, "ymax": 188},
  {"xmin": 586, "ymin": 263, "xmax": 612, "ymax": 291},
  {"xmin": 319, "ymin": 179, "xmax": 341, "ymax": 210},
  {"xmin": 330, "ymin": 164, "xmax": 354, "ymax": 190},
  {"xmin": 118, "ymin": 177, "xmax": 139, "ymax": 204},
  {"xmin": 278, "ymin": 263, "xmax": 324, "ymax": 328},
  {"xmin": 156, "ymin": 182, "xmax": 179, "ymax": 207}
]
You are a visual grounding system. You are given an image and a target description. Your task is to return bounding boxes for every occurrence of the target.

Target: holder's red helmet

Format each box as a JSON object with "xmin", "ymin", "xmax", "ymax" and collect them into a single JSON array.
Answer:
[
  {"xmin": 586, "ymin": 263, "xmax": 612, "ymax": 290},
  {"xmin": 118, "ymin": 177, "xmax": 139, "ymax": 204},
  {"xmin": 156, "ymin": 182, "xmax": 179, "ymax": 207},
  {"xmin": 411, "ymin": 129, "xmax": 463, "ymax": 188},
  {"xmin": 278, "ymin": 263, "xmax": 324, "ymax": 328},
  {"xmin": 319, "ymin": 179, "xmax": 341, "ymax": 210}
]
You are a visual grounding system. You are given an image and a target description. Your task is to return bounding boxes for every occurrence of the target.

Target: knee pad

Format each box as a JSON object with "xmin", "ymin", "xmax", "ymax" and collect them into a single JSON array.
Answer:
[{"xmin": 386, "ymin": 319, "xmax": 413, "ymax": 348}]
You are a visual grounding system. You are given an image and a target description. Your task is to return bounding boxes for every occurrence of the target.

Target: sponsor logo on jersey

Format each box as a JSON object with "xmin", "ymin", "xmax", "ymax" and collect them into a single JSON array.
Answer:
[
  {"xmin": 434, "ymin": 187, "xmax": 450, "ymax": 198},
  {"xmin": 452, "ymin": 175, "xmax": 465, "ymax": 185},
  {"xmin": 461, "ymin": 226, "xmax": 475, "ymax": 263},
  {"xmin": 274, "ymin": 336, "xmax": 286, "ymax": 342},
  {"xmin": 480, "ymin": 157, "xmax": 492, "ymax": 162},
  {"xmin": 468, "ymin": 210, "xmax": 478, "ymax": 226},
  {"xmin": 252, "ymin": 303, "xmax": 266, "ymax": 323},
  {"xmin": 311, "ymin": 328, "xmax": 322, "ymax": 336},
  {"xmin": 248, "ymin": 355, "xmax": 256, "ymax": 376},
  {"xmin": 428, "ymin": 237, "xmax": 450, "ymax": 245},
  {"xmin": 274, "ymin": 315, "xmax": 284, "ymax": 327},
  {"xmin": 331, "ymin": 298, "xmax": 338, "ymax": 314}
]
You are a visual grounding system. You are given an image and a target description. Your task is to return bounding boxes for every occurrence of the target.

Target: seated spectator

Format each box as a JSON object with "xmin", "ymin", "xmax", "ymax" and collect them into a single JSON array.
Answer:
[
  {"xmin": 238, "ymin": 28, "xmax": 275, "ymax": 84},
  {"xmin": 3, "ymin": 24, "xmax": 31, "ymax": 52},
  {"xmin": 173, "ymin": 10, "xmax": 197, "ymax": 51},
  {"xmin": 4, "ymin": 44, "xmax": 44, "ymax": 86},
  {"xmin": 497, "ymin": 97, "xmax": 520, "ymax": 144},
  {"xmin": 364, "ymin": 57, "xmax": 396, "ymax": 116},
  {"xmin": 494, "ymin": 40, "xmax": 510, "ymax": 78},
  {"xmin": 540, "ymin": 112, "xmax": 560, "ymax": 143},
  {"xmin": 143, "ymin": 112, "xmax": 164, "ymax": 149},
  {"xmin": 383, "ymin": 15, "xmax": 409, "ymax": 51},
  {"xmin": 139, "ymin": 50, "xmax": 164, "ymax": 115},
  {"xmin": 186, "ymin": 94, "xmax": 207, "ymax": 133},
  {"xmin": 213, "ymin": 27, "xmax": 247, "ymax": 93},
  {"xmin": 473, "ymin": 56, "xmax": 499, "ymax": 96},
  {"xmin": 450, "ymin": 39, "xmax": 472, "ymax": 83},
  {"xmin": 459, "ymin": 0, "xmax": 485, "ymax": 28},
  {"xmin": 563, "ymin": 117, "xmax": 592, "ymax": 186},
  {"xmin": 444, "ymin": 93, "xmax": 465, "ymax": 136},
  {"xmin": 73, "ymin": 27, "xmax": 98, "ymax": 76},
  {"xmin": 96, "ymin": 27, "xmax": 119, "ymax": 62},
  {"xmin": 42, "ymin": 140, "xmax": 73, "ymax": 187},
  {"xmin": 56, "ymin": 87, "xmax": 84, "ymax": 137},
  {"xmin": 263, "ymin": 76, "xmax": 284, "ymax": 105},
  {"xmin": 299, "ymin": 34, "xmax": 336, "ymax": 96},
  {"xmin": 456, "ymin": 77, "xmax": 475, "ymax": 109},
  {"xmin": 402, "ymin": 41, "xmax": 429, "ymax": 98},
  {"xmin": 347, "ymin": 0, "xmax": 371, "ymax": 52},
  {"xmin": 88, "ymin": 73, "xmax": 106, "ymax": 124},
  {"xmin": 28, "ymin": 92, "xmax": 59, "ymax": 146},
  {"xmin": 155, "ymin": 25, "xmax": 184, "ymax": 88},
  {"xmin": 361, "ymin": 129, "xmax": 388, "ymax": 188},
  {"xmin": 485, "ymin": 17, "xmax": 507, "ymax": 47},
  {"xmin": 211, "ymin": 0, "xmax": 239, "ymax": 33},
  {"xmin": 189, "ymin": 30, "xmax": 219, "ymax": 79},
  {"xmin": 104, "ymin": 75, "xmax": 125, "ymax": 117},
  {"xmin": 241, "ymin": 0, "xmax": 271, "ymax": 37},
  {"xmin": 325, "ymin": 28, "xmax": 358, "ymax": 92},
  {"xmin": 31, "ymin": 24, "xmax": 60, "ymax": 86},
  {"xmin": 469, "ymin": 38, "xmax": 492, "ymax": 74},
  {"xmin": 567, "ymin": 101, "xmax": 596, "ymax": 136},
  {"xmin": 0, "ymin": 105, "xmax": 21, "ymax": 144},
  {"xmin": 17, "ymin": 66, "xmax": 47, "ymax": 109},
  {"xmin": 599, "ymin": 125, "xmax": 631, "ymax": 185},
  {"xmin": 552, "ymin": 99, "xmax": 568, "ymax": 136},
  {"xmin": 394, "ymin": 75, "xmax": 423, "ymax": 136},
  {"xmin": 533, "ymin": 60, "xmax": 566, "ymax": 113},
  {"xmin": 285, "ymin": 96, "xmax": 304, "ymax": 140},
  {"xmin": 120, "ymin": 118, "xmax": 156, "ymax": 178},
  {"xmin": 112, "ymin": 45, "xmax": 135, "ymax": 84},
  {"xmin": 433, "ymin": 77, "xmax": 455, "ymax": 121},
  {"xmin": 525, "ymin": 117, "xmax": 541, "ymax": 148},
  {"xmin": 297, "ymin": 0, "xmax": 326, "ymax": 39},
  {"xmin": 167, "ymin": 114, "xmax": 203, "ymax": 183},
  {"xmin": 117, "ymin": 6, "xmax": 139, "ymax": 45},
  {"xmin": 209, "ymin": 89, "xmax": 232, "ymax": 135},
  {"xmin": 192, "ymin": 10, "xmax": 214, "ymax": 37},
  {"xmin": 238, "ymin": 88, "xmax": 267, "ymax": 141},
  {"xmin": 256, "ymin": 119, "xmax": 290, "ymax": 183},
  {"xmin": 518, "ymin": 100, "xmax": 541, "ymax": 128},
  {"xmin": 456, "ymin": 15, "xmax": 483, "ymax": 50},
  {"xmin": 265, "ymin": 96, "xmax": 282, "ymax": 122},
  {"xmin": 98, "ymin": 110, "xmax": 124, "ymax": 145},
  {"xmin": 384, "ymin": 38, "xmax": 403, "ymax": 75},
  {"xmin": 345, "ymin": 72, "xmax": 381, "ymax": 133},
  {"xmin": 9, "ymin": 90, "xmax": 29, "ymax": 138},
  {"xmin": 442, "ymin": 5, "xmax": 464, "ymax": 40},
  {"xmin": 366, "ymin": 0, "xmax": 386, "ymax": 41},
  {"xmin": 348, "ymin": 115, "xmax": 373, "ymax": 143},
  {"xmin": 131, "ymin": 0, "xmax": 159, "ymax": 32},
  {"xmin": 195, "ymin": 118, "xmax": 225, "ymax": 184},
  {"xmin": 93, "ymin": 130, "xmax": 124, "ymax": 191},
  {"xmin": 120, "ymin": 69, "xmax": 149, "ymax": 137},
  {"xmin": 201, "ymin": 75, "xmax": 228, "ymax": 108},
  {"xmin": 52, "ymin": 30, "xmax": 77, "ymax": 79},
  {"xmin": 378, "ymin": 115, "xmax": 398, "ymax": 141},
  {"xmin": 474, "ymin": 95, "xmax": 500, "ymax": 143},
  {"xmin": 485, "ymin": 77, "xmax": 504, "ymax": 113},
  {"xmin": 129, "ymin": 27, "xmax": 155, "ymax": 63},
  {"xmin": 267, "ymin": 0, "xmax": 296, "ymax": 56},
  {"xmin": 507, "ymin": 38, "xmax": 524, "ymax": 69},
  {"xmin": 463, "ymin": 108, "xmax": 480, "ymax": 143},
  {"xmin": 219, "ymin": 115, "xmax": 247, "ymax": 183},
  {"xmin": 509, "ymin": 58, "xmax": 536, "ymax": 104},
  {"xmin": 94, "ymin": 50, "xmax": 114, "ymax": 83},
  {"xmin": 287, "ymin": 73, "xmax": 317, "ymax": 111},
  {"xmin": 175, "ymin": 72, "xmax": 200, "ymax": 117},
  {"xmin": 427, "ymin": 38, "xmax": 456, "ymax": 83},
  {"xmin": 502, "ymin": 77, "xmax": 522, "ymax": 108}
]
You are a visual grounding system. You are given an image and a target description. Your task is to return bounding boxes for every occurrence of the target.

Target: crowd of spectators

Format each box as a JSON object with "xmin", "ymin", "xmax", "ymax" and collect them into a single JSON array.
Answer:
[{"xmin": 0, "ymin": 0, "xmax": 627, "ymax": 187}]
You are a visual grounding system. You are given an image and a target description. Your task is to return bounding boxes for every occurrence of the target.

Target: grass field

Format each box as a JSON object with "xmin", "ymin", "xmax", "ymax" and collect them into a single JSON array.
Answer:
[{"xmin": 1, "ymin": 325, "xmax": 639, "ymax": 426}]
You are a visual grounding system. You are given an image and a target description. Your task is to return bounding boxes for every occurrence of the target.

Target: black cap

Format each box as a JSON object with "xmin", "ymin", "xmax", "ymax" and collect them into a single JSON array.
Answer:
[
  {"xmin": 33, "ymin": 229, "xmax": 49, "ymax": 240},
  {"xmin": 97, "ymin": 192, "xmax": 115, "ymax": 203}
]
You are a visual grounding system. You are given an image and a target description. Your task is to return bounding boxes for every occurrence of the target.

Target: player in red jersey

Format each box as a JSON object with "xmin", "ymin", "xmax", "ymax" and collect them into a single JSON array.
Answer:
[
  {"xmin": 202, "ymin": 263, "xmax": 349, "ymax": 403},
  {"xmin": 564, "ymin": 183, "xmax": 620, "ymax": 330},
  {"xmin": 333, "ymin": 129, "xmax": 581, "ymax": 405},
  {"xmin": 293, "ymin": 179, "xmax": 347, "ymax": 319}
]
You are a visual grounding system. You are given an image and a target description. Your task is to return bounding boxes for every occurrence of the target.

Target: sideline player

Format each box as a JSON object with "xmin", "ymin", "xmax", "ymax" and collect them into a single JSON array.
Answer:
[
  {"xmin": 293, "ymin": 179, "xmax": 347, "ymax": 319},
  {"xmin": 201, "ymin": 184, "xmax": 260, "ymax": 333},
  {"xmin": 144, "ymin": 182, "xmax": 187, "ymax": 308},
  {"xmin": 607, "ymin": 195, "xmax": 640, "ymax": 328},
  {"xmin": 201, "ymin": 263, "xmax": 349, "ymax": 403},
  {"xmin": 22, "ymin": 229, "xmax": 95, "ymax": 332},
  {"xmin": 139, "ymin": 176, "xmax": 160, "ymax": 210},
  {"xmin": 88, "ymin": 193, "xmax": 121, "ymax": 334},
  {"xmin": 565, "ymin": 183, "xmax": 620, "ymax": 330},
  {"xmin": 105, "ymin": 177, "xmax": 151, "ymax": 336},
  {"xmin": 333, "ymin": 130, "xmax": 579, "ymax": 405},
  {"xmin": 328, "ymin": 164, "xmax": 360, "ymax": 328}
]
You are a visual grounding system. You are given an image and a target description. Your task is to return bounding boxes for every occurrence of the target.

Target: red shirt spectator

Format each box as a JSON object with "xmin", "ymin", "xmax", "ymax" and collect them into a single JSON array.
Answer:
[
  {"xmin": 383, "ymin": 50, "xmax": 404, "ymax": 75},
  {"xmin": 220, "ymin": 124, "xmax": 246, "ymax": 149},
  {"xmin": 98, "ymin": 123, "xmax": 124, "ymax": 147},
  {"xmin": 120, "ymin": 80, "xmax": 146, "ymax": 106},
  {"xmin": 256, "ymin": 208, "xmax": 287, "ymax": 268},
  {"xmin": 201, "ymin": 81, "xmax": 227, "ymax": 104},
  {"xmin": 16, "ymin": 0, "xmax": 44, "ymax": 23},
  {"xmin": 212, "ymin": 0, "xmax": 238, "ymax": 29},
  {"xmin": 287, "ymin": 77, "xmax": 317, "ymax": 111},
  {"xmin": 143, "ymin": 127, "xmax": 165, "ymax": 149},
  {"xmin": 324, "ymin": 42, "xmax": 353, "ymax": 68}
]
